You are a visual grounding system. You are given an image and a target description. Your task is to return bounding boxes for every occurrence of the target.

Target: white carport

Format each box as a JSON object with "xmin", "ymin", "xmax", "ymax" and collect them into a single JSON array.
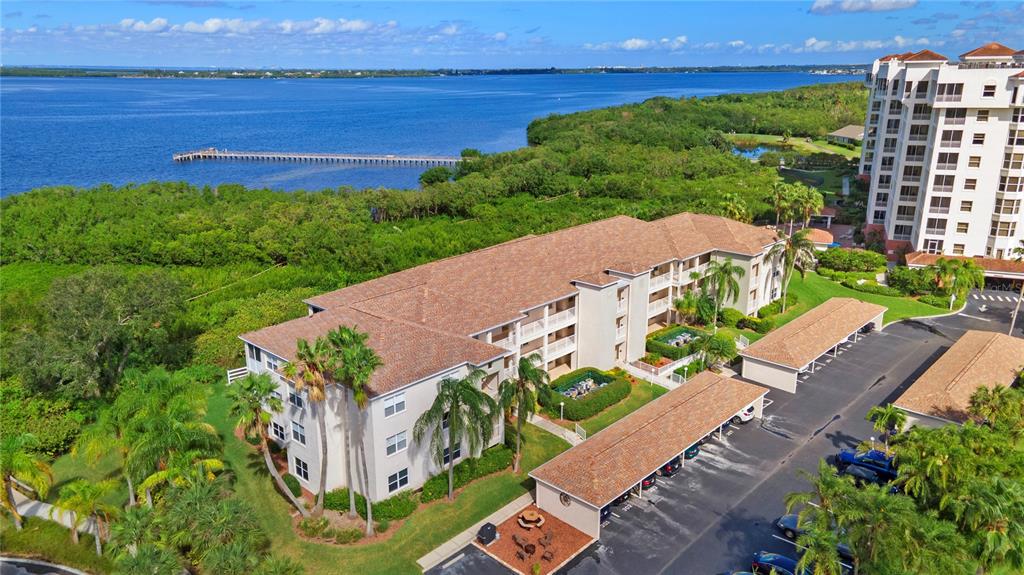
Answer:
[
  {"xmin": 528, "ymin": 372, "xmax": 767, "ymax": 539},
  {"xmin": 739, "ymin": 297, "xmax": 886, "ymax": 393}
]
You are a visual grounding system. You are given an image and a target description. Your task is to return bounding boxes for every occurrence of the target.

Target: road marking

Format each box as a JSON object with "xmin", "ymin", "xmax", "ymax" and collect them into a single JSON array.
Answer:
[
  {"xmin": 972, "ymin": 294, "xmax": 979, "ymax": 300},
  {"xmin": 440, "ymin": 553, "xmax": 465, "ymax": 569},
  {"xmin": 960, "ymin": 314, "xmax": 991, "ymax": 322},
  {"xmin": 610, "ymin": 512, "xmax": 622, "ymax": 518}
]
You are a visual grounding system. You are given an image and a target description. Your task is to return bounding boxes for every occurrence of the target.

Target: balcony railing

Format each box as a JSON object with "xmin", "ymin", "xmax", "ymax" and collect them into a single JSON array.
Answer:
[
  {"xmin": 649, "ymin": 273, "xmax": 672, "ymax": 291},
  {"xmin": 492, "ymin": 335, "xmax": 515, "ymax": 350},
  {"xmin": 895, "ymin": 215, "xmax": 916, "ymax": 223},
  {"xmin": 925, "ymin": 227, "xmax": 946, "ymax": 235},
  {"xmin": 874, "ymin": 200, "xmax": 889, "ymax": 208},
  {"xmin": 908, "ymin": 133, "xmax": 928, "ymax": 142},
  {"xmin": 899, "ymin": 195, "xmax": 918, "ymax": 203},
  {"xmin": 546, "ymin": 335, "xmax": 576, "ymax": 359},
  {"xmin": 648, "ymin": 298, "xmax": 671, "ymax": 316},
  {"xmin": 929, "ymin": 206, "xmax": 950, "ymax": 214},
  {"xmin": 616, "ymin": 299, "xmax": 627, "ymax": 314},
  {"xmin": 936, "ymin": 94, "xmax": 962, "ymax": 102},
  {"xmin": 879, "ymin": 165, "xmax": 893, "ymax": 172},
  {"xmin": 882, "ymin": 147, "xmax": 897, "ymax": 154},
  {"xmin": 933, "ymin": 185, "xmax": 954, "ymax": 193},
  {"xmin": 939, "ymin": 139, "xmax": 961, "ymax": 148},
  {"xmin": 905, "ymin": 155, "xmax": 925, "ymax": 162},
  {"xmin": 548, "ymin": 308, "xmax": 576, "ymax": 330},
  {"xmin": 885, "ymin": 128, "xmax": 900, "ymax": 135},
  {"xmin": 912, "ymin": 114, "xmax": 931, "ymax": 121},
  {"xmin": 902, "ymin": 175, "xmax": 921, "ymax": 183},
  {"xmin": 936, "ymin": 163, "xmax": 957, "ymax": 171},
  {"xmin": 892, "ymin": 233, "xmax": 913, "ymax": 241},
  {"xmin": 945, "ymin": 117, "xmax": 965, "ymax": 125},
  {"xmin": 520, "ymin": 319, "xmax": 545, "ymax": 342},
  {"xmin": 616, "ymin": 325, "xmax": 626, "ymax": 340}
]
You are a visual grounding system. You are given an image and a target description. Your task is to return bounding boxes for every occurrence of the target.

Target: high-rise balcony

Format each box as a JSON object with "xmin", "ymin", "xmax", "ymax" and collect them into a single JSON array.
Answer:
[
  {"xmin": 616, "ymin": 298, "xmax": 627, "ymax": 314},
  {"xmin": 616, "ymin": 325, "xmax": 626, "ymax": 340},
  {"xmin": 649, "ymin": 273, "xmax": 672, "ymax": 291},
  {"xmin": 648, "ymin": 298, "xmax": 671, "ymax": 316},
  {"xmin": 546, "ymin": 335, "xmax": 576, "ymax": 359},
  {"xmin": 905, "ymin": 155, "xmax": 925, "ymax": 163},
  {"xmin": 520, "ymin": 318, "xmax": 546, "ymax": 342}
]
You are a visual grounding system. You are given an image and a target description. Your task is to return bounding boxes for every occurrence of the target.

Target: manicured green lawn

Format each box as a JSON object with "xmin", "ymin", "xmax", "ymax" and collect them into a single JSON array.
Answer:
[
  {"xmin": 206, "ymin": 382, "xmax": 570, "ymax": 575},
  {"xmin": 727, "ymin": 133, "xmax": 861, "ymax": 159},
  {"xmin": 562, "ymin": 381, "xmax": 668, "ymax": 437},
  {"xmin": 777, "ymin": 272, "xmax": 947, "ymax": 326},
  {"xmin": 0, "ymin": 516, "xmax": 115, "ymax": 574}
]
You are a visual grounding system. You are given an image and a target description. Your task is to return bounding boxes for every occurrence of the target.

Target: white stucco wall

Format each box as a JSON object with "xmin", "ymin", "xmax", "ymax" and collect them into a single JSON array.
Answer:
[
  {"xmin": 534, "ymin": 481, "xmax": 601, "ymax": 540},
  {"xmin": 575, "ymin": 282, "xmax": 619, "ymax": 370},
  {"xmin": 741, "ymin": 357, "xmax": 798, "ymax": 394}
]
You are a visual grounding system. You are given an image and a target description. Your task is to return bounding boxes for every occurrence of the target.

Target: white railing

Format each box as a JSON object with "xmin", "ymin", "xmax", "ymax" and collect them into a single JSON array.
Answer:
[
  {"xmin": 735, "ymin": 335, "xmax": 750, "ymax": 350},
  {"xmin": 575, "ymin": 423, "xmax": 587, "ymax": 441},
  {"xmin": 520, "ymin": 318, "xmax": 546, "ymax": 341},
  {"xmin": 650, "ymin": 274, "xmax": 672, "ymax": 291},
  {"xmin": 648, "ymin": 298, "xmax": 671, "ymax": 316},
  {"xmin": 547, "ymin": 308, "xmax": 576, "ymax": 330},
  {"xmin": 492, "ymin": 335, "xmax": 515, "ymax": 350},
  {"xmin": 617, "ymin": 299, "xmax": 627, "ymax": 314},
  {"xmin": 547, "ymin": 335, "xmax": 576, "ymax": 358},
  {"xmin": 226, "ymin": 367, "xmax": 249, "ymax": 384},
  {"xmin": 616, "ymin": 325, "xmax": 627, "ymax": 340}
]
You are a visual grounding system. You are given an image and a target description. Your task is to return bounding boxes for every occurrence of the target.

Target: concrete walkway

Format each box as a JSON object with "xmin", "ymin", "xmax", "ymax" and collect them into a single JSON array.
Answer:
[
  {"xmin": 11, "ymin": 489, "xmax": 97, "ymax": 537},
  {"xmin": 416, "ymin": 492, "xmax": 534, "ymax": 572},
  {"xmin": 528, "ymin": 414, "xmax": 583, "ymax": 446}
]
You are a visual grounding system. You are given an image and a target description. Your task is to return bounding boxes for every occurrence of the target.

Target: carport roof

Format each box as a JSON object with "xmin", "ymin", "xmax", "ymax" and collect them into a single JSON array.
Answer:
[
  {"xmin": 740, "ymin": 297, "xmax": 887, "ymax": 370},
  {"xmin": 894, "ymin": 331, "xmax": 1024, "ymax": 424},
  {"xmin": 529, "ymin": 372, "xmax": 767, "ymax": 508}
]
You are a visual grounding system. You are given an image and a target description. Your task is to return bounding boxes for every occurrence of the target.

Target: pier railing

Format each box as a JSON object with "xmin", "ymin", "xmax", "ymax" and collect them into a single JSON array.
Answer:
[{"xmin": 173, "ymin": 148, "xmax": 461, "ymax": 167}]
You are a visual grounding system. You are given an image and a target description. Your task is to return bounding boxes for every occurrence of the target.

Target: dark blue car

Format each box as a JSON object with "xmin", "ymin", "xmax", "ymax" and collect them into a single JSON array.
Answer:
[
  {"xmin": 835, "ymin": 448, "xmax": 897, "ymax": 481},
  {"xmin": 751, "ymin": 551, "xmax": 808, "ymax": 575}
]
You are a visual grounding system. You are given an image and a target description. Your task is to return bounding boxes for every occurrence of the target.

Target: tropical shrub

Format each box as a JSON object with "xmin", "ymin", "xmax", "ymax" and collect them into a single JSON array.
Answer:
[
  {"xmin": 646, "ymin": 338, "xmax": 695, "ymax": 360},
  {"xmin": 673, "ymin": 358, "xmax": 706, "ymax": 379},
  {"xmin": 420, "ymin": 446, "xmax": 514, "ymax": 503},
  {"xmin": 887, "ymin": 266, "xmax": 934, "ymax": 296},
  {"xmin": 738, "ymin": 315, "xmax": 774, "ymax": 333},
  {"xmin": 719, "ymin": 308, "xmax": 744, "ymax": 328},
  {"xmin": 917, "ymin": 294, "xmax": 950, "ymax": 308},
  {"xmin": 816, "ymin": 248, "xmax": 886, "ymax": 272},
  {"xmin": 333, "ymin": 528, "xmax": 364, "ymax": 544},
  {"xmin": 757, "ymin": 292, "xmax": 798, "ymax": 318},
  {"xmin": 283, "ymin": 474, "xmax": 302, "ymax": 498},
  {"xmin": 0, "ymin": 377, "xmax": 85, "ymax": 457},
  {"xmin": 298, "ymin": 517, "xmax": 330, "ymax": 538},
  {"xmin": 375, "ymin": 519, "xmax": 390, "ymax": 533},
  {"xmin": 641, "ymin": 352, "xmax": 663, "ymax": 365},
  {"xmin": 324, "ymin": 487, "xmax": 417, "ymax": 521}
]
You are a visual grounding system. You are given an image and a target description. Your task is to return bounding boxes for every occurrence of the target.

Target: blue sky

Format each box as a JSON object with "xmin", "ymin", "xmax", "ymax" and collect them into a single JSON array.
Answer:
[{"xmin": 2, "ymin": 1, "xmax": 1022, "ymax": 68}]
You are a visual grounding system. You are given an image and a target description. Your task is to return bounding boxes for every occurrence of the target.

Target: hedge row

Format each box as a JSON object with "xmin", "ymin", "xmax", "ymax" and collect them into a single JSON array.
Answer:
[
  {"xmin": 816, "ymin": 267, "xmax": 880, "ymax": 283},
  {"xmin": 757, "ymin": 292, "xmax": 798, "ymax": 318},
  {"xmin": 817, "ymin": 248, "xmax": 887, "ymax": 273},
  {"xmin": 917, "ymin": 294, "xmax": 950, "ymax": 308},
  {"xmin": 738, "ymin": 315, "xmax": 775, "ymax": 334},
  {"xmin": 646, "ymin": 337, "xmax": 697, "ymax": 360},
  {"xmin": 539, "ymin": 372, "xmax": 632, "ymax": 421},
  {"xmin": 283, "ymin": 474, "xmax": 302, "ymax": 498},
  {"xmin": 420, "ymin": 446, "xmax": 514, "ymax": 503},
  {"xmin": 840, "ymin": 279, "xmax": 903, "ymax": 297},
  {"xmin": 719, "ymin": 308, "xmax": 745, "ymax": 328},
  {"xmin": 324, "ymin": 486, "xmax": 418, "ymax": 521}
]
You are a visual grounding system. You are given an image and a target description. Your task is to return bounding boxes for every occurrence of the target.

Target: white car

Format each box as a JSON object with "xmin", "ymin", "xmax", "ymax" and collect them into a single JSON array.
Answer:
[{"xmin": 731, "ymin": 405, "xmax": 756, "ymax": 424}]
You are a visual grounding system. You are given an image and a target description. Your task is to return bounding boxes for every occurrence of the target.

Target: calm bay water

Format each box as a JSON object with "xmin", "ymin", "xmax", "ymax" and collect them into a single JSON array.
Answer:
[{"xmin": 0, "ymin": 73, "xmax": 857, "ymax": 197}]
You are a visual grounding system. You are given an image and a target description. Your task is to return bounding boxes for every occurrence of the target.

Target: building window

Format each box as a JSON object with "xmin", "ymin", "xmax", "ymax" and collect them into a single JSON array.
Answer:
[
  {"xmin": 751, "ymin": 263, "xmax": 760, "ymax": 277},
  {"xmin": 991, "ymin": 221, "xmax": 1017, "ymax": 237},
  {"xmin": 442, "ymin": 411, "xmax": 450, "ymax": 430},
  {"xmin": 944, "ymin": 108, "xmax": 966, "ymax": 124},
  {"xmin": 996, "ymin": 199, "xmax": 1021, "ymax": 215},
  {"xmin": 972, "ymin": 133, "xmax": 985, "ymax": 146},
  {"xmin": 442, "ymin": 444, "xmax": 462, "ymax": 465},
  {"xmin": 932, "ymin": 175, "xmax": 955, "ymax": 193},
  {"xmin": 899, "ymin": 186, "xmax": 919, "ymax": 202},
  {"xmin": 1005, "ymin": 153, "xmax": 1024, "ymax": 170},
  {"xmin": 964, "ymin": 179, "xmax": 977, "ymax": 191},
  {"xmin": 929, "ymin": 197, "xmax": 951, "ymax": 214},
  {"xmin": 1001, "ymin": 176, "xmax": 1024, "ymax": 193},
  {"xmin": 902, "ymin": 166, "xmax": 922, "ymax": 182},
  {"xmin": 386, "ymin": 431, "xmax": 407, "ymax": 456},
  {"xmin": 893, "ymin": 225, "xmax": 914, "ymax": 240},
  {"xmin": 936, "ymin": 152, "xmax": 958, "ymax": 170},
  {"xmin": 1013, "ymin": 108, "xmax": 1024, "ymax": 123},
  {"xmin": 291, "ymin": 421, "xmax": 306, "ymax": 445},
  {"xmin": 940, "ymin": 130, "xmax": 962, "ymax": 148},
  {"xmin": 916, "ymin": 81, "xmax": 929, "ymax": 98},
  {"xmin": 1008, "ymin": 129, "xmax": 1024, "ymax": 147},
  {"xmin": 968, "ymin": 156, "xmax": 981, "ymax": 168},
  {"xmin": 925, "ymin": 218, "xmax": 947, "ymax": 235},
  {"xmin": 265, "ymin": 355, "xmax": 279, "ymax": 371},
  {"xmin": 873, "ymin": 210, "xmax": 887, "ymax": 222},
  {"xmin": 977, "ymin": 110, "xmax": 989, "ymax": 122},
  {"xmin": 937, "ymin": 83, "xmax": 963, "ymax": 102},
  {"xmin": 896, "ymin": 205, "xmax": 917, "ymax": 221},
  {"xmin": 982, "ymin": 84, "xmax": 996, "ymax": 98},
  {"xmin": 383, "ymin": 393, "xmax": 406, "ymax": 418},
  {"xmin": 271, "ymin": 421, "xmax": 286, "ymax": 441},
  {"xmin": 294, "ymin": 457, "xmax": 309, "ymax": 481},
  {"xmin": 956, "ymin": 222, "xmax": 970, "ymax": 234},
  {"xmin": 289, "ymin": 392, "xmax": 304, "ymax": 410},
  {"xmin": 388, "ymin": 469, "xmax": 409, "ymax": 493},
  {"xmin": 952, "ymin": 244, "xmax": 965, "ymax": 256},
  {"xmin": 248, "ymin": 345, "xmax": 262, "ymax": 362},
  {"xmin": 960, "ymin": 201, "xmax": 973, "ymax": 213},
  {"xmin": 877, "ymin": 175, "xmax": 892, "ymax": 188}
]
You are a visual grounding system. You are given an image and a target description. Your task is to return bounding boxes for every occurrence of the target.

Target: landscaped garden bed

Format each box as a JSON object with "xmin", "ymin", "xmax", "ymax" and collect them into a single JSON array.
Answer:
[{"xmin": 538, "ymin": 368, "xmax": 631, "ymax": 421}]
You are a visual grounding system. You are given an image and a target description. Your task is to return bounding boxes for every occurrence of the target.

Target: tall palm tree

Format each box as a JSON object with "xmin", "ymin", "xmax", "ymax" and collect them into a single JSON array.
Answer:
[
  {"xmin": 499, "ymin": 354, "xmax": 547, "ymax": 472},
  {"xmin": 53, "ymin": 479, "xmax": 118, "ymax": 556},
  {"xmin": 330, "ymin": 327, "xmax": 383, "ymax": 536},
  {"xmin": 672, "ymin": 282, "xmax": 701, "ymax": 325},
  {"xmin": 929, "ymin": 257, "xmax": 984, "ymax": 299},
  {"xmin": 798, "ymin": 186, "xmax": 825, "ymax": 227},
  {"xmin": 282, "ymin": 336, "xmax": 332, "ymax": 517},
  {"xmin": 767, "ymin": 228, "xmax": 816, "ymax": 313},
  {"xmin": 109, "ymin": 505, "xmax": 154, "ymax": 558},
  {"xmin": 226, "ymin": 373, "xmax": 309, "ymax": 518},
  {"xmin": 695, "ymin": 332, "xmax": 736, "ymax": 371},
  {"xmin": 794, "ymin": 515, "xmax": 844, "ymax": 575},
  {"xmin": 865, "ymin": 404, "xmax": 906, "ymax": 449},
  {"xmin": 0, "ymin": 433, "xmax": 52, "ymax": 530},
  {"xmin": 968, "ymin": 385, "xmax": 1017, "ymax": 427},
  {"xmin": 767, "ymin": 179, "xmax": 792, "ymax": 227},
  {"xmin": 704, "ymin": 257, "xmax": 745, "ymax": 334},
  {"xmin": 414, "ymin": 369, "xmax": 499, "ymax": 500}
]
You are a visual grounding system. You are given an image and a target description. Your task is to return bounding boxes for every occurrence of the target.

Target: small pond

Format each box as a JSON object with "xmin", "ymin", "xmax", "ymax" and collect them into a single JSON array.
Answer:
[{"xmin": 731, "ymin": 144, "xmax": 785, "ymax": 160}]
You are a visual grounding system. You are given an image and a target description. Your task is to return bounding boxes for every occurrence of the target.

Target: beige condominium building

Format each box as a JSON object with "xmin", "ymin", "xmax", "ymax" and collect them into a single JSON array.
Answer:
[
  {"xmin": 238, "ymin": 213, "xmax": 783, "ymax": 502},
  {"xmin": 861, "ymin": 42, "xmax": 1024, "ymax": 260}
]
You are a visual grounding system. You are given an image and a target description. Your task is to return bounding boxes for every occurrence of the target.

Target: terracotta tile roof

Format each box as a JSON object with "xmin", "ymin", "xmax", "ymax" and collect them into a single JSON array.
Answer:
[
  {"xmin": 1013, "ymin": 71, "xmax": 1024, "ymax": 79},
  {"xmin": 905, "ymin": 252, "xmax": 1024, "ymax": 276},
  {"xmin": 239, "ymin": 307, "xmax": 505, "ymax": 396},
  {"xmin": 806, "ymin": 228, "xmax": 835, "ymax": 245},
  {"xmin": 572, "ymin": 271, "xmax": 618, "ymax": 287},
  {"xmin": 740, "ymin": 297, "xmax": 887, "ymax": 369},
  {"xmin": 960, "ymin": 42, "xmax": 1017, "ymax": 60},
  {"xmin": 878, "ymin": 54, "xmax": 899, "ymax": 62},
  {"xmin": 903, "ymin": 50, "xmax": 948, "ymax": 62},
  {"xmin": 894, "ymin": 331, "xmax": 1024, "ymax": 423},
  {"xmin": 529, "ymin": 372, "xmax": 767, "ymax": 507}
]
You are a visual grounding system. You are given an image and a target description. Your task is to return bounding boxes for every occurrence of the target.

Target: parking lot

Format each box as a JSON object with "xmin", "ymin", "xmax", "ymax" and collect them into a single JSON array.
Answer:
[{"xmin": 430, "ymin": 294, "xmax": 1014, "ymax": 575}]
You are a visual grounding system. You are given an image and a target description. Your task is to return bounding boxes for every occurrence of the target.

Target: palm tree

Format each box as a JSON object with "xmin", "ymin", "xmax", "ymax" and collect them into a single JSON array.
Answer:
[
  {"xmin": 794, "ymin": 515, "xmax": 844, "ymax": 575},
  {"xmin": 414, "ymin": 370, "xmax": 499, "ymax": 500},
  {"xmin": 704, "ymin": 257, "xmax": 745, "ymax": 334},
  {"xmin": 865, "ymin": 404, "xmax": 906, "ymax": 449},
  {"xmin": 282, "ymin": 336, "xmax": 332, "ymax": 517},
  {"xmin": 767, "ymin": 180, "xmax": 792, "ymax": 227},
  {"xmin": 695, "ymin": 332, "xmax": 737, "ymax": 371},
  {"xmin": 499, "ymin": 354, "xmax": 547, "ymax": 472},
  {"xmin": 227, "ymin": 373, "xmax": 309, "ymax": 518},
  {"xmin": 329, "ymin": 326, "xmax": 383, "ymax": 536},
  {"xmin": 115, "ymin": 542, "xmax": 182, "ymax": 575},
  {"xmin": 1008, "ymin": 241, "xmax": 1024, "ymax": 336},
  {"xmin": 929, "ymin": 257, "xmax": 984, "ymax": 300},
  {"xmin": 110, "ymin": 505, "xmax": 154, "ymax": 558},
  {"xmin": 0, "ymin": 433, "xmax": 52, "ymax": 530},
  {"xmin": 53, "ymin": 479, "xmax": 118, "ymax": 556},
  {"xmin": 969, "ymin": 385, "xmax": 1016, "ymax": 427},
  {"xmin": 672, "ymin": 283, "xmax": 701, "ymax": 325},
  {"xmin": 767, "ymin": 228, "xmax": 816, "ymax": 313},
  {"xmin": 798, "ymin": 186, "xmax": 825, "ymax": 227},
  {"xmin": 75, "ymin": 389, "xmax": 145, "ymax": 507}
]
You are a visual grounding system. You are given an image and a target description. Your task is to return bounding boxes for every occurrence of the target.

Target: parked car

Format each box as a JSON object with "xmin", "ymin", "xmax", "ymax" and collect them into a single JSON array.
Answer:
[
  {"xmin": 751, "ymin": 551, "xmax": 808, "ymax": 575},
  {"xmin": 641, "ymin": 473, "xmax": 657, "ymax": 489},
  {"xmin": 658, "ymin": 456, "xmax": 682, "ymax": 477},
  {"xmin": 731, "ymin": 404, "xmax": 756, "ymax": 424},
  {"xmin": 835, "ymin": 448, "xmax": 897, "ymax": 481},
  {"xmin": 839, "ymin": 464, "xmax": 886, "ymax": 487},
  {"xmin": 774, "ymin": 514, "xmax": 853, "ymax": 561},
  {"xmin": 600, "ymin": 505, "xmax": 612, "ymax": 522},
  {"xmin": 611, "ymin": 492, "xmax": 630, "ymax": 506},
  {"xmin": 684, "ymin": 444, "xmax": 700, "ymax": 460}
]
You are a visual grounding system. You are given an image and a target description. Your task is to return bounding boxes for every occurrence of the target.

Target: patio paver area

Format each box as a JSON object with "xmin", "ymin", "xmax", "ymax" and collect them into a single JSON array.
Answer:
[{"xmin": 474, "ymin": 504, "xmax": 594, "ymax": 575}]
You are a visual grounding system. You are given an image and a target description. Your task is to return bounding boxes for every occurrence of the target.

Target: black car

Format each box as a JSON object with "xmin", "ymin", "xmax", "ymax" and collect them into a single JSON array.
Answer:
[
  {"xmin": 600, "ymin": 505, "xmax": 612, "ymax": 522},
  {"xmin": 658, "ymin": 456, "xmax": 682, "ymax": 477},
  {"xmin": 611, "ymin": 492, "xmax": 630, "ymax": 506},
  {"xmin": 641, "ymin": 473, "xmax": 657, "ymax": 489}
]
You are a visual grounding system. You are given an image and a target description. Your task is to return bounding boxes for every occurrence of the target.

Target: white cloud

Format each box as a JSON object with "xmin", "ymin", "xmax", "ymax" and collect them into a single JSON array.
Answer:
[
  {"xmin": 803, "ymin": 36, "xmax": 832, "ymax": 51},
  {"xmin": 493, "ymin": 31, "xmax": 507, "ymax": 41},
  {"xmin": 179, "ymin": 18, "xmax": 262, "ymax": 34},
  {"xmin": 120, "ymin": 18, "xmax": 169, "ymax": 33},
  {"xmin": 727, "ymin": 39, "xmax": 745, "ymax": 48},
  {"xmin": 659, "ymin": 35, "xmax": 688, "ymax": 49},
  {"xmin": 440, "ymin": 23, "xmax": 459, "ymax": 36},
  {"xmin": 619, "ymin": 38, "xmax": 652, "ymax": 50},
  {"xmin": 810, "ymin": 0, "xmax": 917, "ymax": 15},
  {"xmin": 793, "ymin": 34, "xmax": 931, "ymax": 53}
]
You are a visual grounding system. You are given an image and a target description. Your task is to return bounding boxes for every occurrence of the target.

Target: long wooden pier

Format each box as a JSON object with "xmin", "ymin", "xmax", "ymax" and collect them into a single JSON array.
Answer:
[{"xmin": 172, "ymin": 148, "xmax": 461, "ymax": 167}]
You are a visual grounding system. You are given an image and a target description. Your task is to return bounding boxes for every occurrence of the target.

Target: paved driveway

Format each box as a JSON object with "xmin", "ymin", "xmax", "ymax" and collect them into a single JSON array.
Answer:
[{"xmin": 560, "ymin": 305, "xmax": 1012, "ymax": 575}]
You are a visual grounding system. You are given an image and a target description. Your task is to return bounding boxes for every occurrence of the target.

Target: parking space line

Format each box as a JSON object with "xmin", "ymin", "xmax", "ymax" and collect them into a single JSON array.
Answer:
[{"xmin": 960, "ymin": 314, "xmax": 991, "ymax": 322}]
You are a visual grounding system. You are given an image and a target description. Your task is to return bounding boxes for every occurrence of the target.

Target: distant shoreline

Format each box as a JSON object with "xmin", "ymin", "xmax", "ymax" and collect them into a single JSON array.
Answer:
[{"xmin": 0, "ymin": 64, "xmax": 866, "ymax": 80}]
